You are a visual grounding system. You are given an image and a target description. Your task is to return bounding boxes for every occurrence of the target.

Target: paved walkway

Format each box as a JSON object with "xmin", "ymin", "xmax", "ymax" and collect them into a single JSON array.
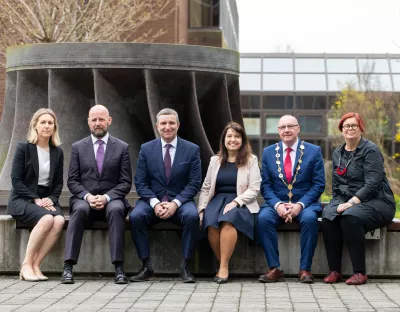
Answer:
[{"xmin": 1, "ymin": 276, "xmax": 400, "ymax": 312}]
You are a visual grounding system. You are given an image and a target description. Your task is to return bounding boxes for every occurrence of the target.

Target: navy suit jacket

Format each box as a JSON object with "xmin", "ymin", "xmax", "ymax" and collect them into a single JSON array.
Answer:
[
  {"xmin": 261, "ymin": 140, "xmax": 325, "ymax": 211},
  {"xmin": 67, "ymin": 135, "xmax": 132, "ymax": 209},
  {"xmin": 134, "ymin": 137, "xmax": 201, "ymax": 204}
]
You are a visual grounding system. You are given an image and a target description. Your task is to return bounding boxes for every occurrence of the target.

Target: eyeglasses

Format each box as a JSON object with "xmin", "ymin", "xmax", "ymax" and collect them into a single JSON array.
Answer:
[
  {"xmin": 343, "ymin": 124, "xmax": 359, "ymax": 130},
  {"xmin": 278, "ymin": 124, "xmax": 298, "ymax": 131}
]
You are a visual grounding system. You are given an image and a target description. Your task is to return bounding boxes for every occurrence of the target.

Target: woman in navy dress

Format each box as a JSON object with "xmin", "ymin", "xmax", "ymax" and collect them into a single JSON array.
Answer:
[{"xmin": 198, "ymin": 122, "xmax": 261, "ymax": 283}]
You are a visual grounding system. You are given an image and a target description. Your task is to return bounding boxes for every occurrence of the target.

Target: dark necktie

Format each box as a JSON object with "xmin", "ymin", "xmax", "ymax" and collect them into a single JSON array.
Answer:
[
  {"xmin": 96, "ymin": 140, "xmax": 105, "ymax": 174},
  {"xmin": 162, "ymin": 144, "xmax": 172, "ymax": 202},
  {"xmin": 284, "ymin": 147, "xmax": 292, "ymax": 183}
]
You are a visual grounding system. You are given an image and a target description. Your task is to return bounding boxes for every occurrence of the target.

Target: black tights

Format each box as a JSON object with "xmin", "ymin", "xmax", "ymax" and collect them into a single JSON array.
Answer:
[{"xmin": 321, "ymin": 215, "xmax": 367, "ymax": 275}]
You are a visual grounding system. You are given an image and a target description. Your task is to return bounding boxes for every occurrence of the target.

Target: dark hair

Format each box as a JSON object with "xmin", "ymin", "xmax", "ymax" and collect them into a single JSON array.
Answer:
[
  {"xmin": 338, "ymin": 112, "xmax": 365, "ymax": 132},
  {"xmin": 218, "ymin": 122, "xmax": 252, "ymax": 167}
]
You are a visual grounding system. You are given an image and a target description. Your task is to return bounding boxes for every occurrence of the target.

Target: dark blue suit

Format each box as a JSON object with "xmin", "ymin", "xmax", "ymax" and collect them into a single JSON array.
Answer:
[
  {"xmin": 258, "ymin": 140, "xmax": 325, "ymax": 271},
  {"xmin": 130, "ymin": 137, "xmax": 202, "ymax": 260}
]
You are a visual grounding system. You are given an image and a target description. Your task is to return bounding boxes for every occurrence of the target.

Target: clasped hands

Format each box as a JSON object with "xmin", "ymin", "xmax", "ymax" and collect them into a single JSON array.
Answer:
[
  {"xmin": 154, "ymin": 201, "xmax": 178, "ymax": 219},
  {"xmin": 34, "ymin": 197, "xmax": 55, "ymax": 211},
  {"xmin": 277, "ymin": 203, "xmax": 302, "ymax": 223},
  {"xmin": 87, "ymin": 194, "xmax": 107, "ymax": 210},
  {"xmin": 336, "ymin": 202, "xmax": 353, "ymax": 214}
]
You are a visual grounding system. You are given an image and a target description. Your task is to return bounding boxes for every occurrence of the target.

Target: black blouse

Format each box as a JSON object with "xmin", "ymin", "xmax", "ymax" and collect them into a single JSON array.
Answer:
[{"xmin": 331, "ymin": 137, "xmax": 395, "ymax": 207}]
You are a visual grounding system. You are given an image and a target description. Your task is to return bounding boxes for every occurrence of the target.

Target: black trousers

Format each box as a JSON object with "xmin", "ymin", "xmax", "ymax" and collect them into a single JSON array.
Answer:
[
  {"xmin": 64, "ymin": 199, "xmax": 127, "ymax": 264},
  {"xmin": 321, "ymin": 215, "xmax": 367, "ymax": 275}
]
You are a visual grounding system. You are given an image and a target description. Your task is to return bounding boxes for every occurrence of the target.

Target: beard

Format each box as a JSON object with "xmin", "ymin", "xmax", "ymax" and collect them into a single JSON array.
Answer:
[{"xmin": 91, "ymin": 127, "xmax": 107, "ymax": 138}]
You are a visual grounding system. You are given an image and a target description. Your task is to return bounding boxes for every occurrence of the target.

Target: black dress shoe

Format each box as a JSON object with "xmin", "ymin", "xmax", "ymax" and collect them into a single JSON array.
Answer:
[
  {"xmin": 114, "ymin": 268, "xmax": 129, "ymax": 284},
  {"xmin": 61, "ymin": 266, "xmax": 74, "ymax": 284},
  {"xmin": 215, "ymin": 276, "xmax": 229, "ymax": 284},
  {"xmin": 213, "ymin": 275, "xmax": 218, "ymax": 282},
  {"xmin": 129, "ymin": 267, "xmax": 154, "ymax": 282},
  {"xmin": 180, "ymin": 267, "xmax": 196, "ymax": 283}
]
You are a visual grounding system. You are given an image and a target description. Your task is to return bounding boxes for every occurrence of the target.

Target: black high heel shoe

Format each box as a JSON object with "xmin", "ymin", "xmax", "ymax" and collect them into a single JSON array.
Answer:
[{"xmin": 215, "ymin": 276, "xmax": 229, "ymax": 284}]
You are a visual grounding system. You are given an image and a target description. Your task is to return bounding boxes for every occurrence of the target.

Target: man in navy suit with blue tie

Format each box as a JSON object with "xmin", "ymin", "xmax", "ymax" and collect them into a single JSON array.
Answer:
[
  {"xmin": 258, "ymin": 115, "xmax": 325, "ymax": 283},
  {"xmin": 129, "ymin": 108, "xmax": 202, "ymax": 283}
]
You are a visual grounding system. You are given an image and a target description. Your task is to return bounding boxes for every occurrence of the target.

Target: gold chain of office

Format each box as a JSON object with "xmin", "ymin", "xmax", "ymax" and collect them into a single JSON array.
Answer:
[{"xmin": 275, "ymin": 141, "xmax": 305, "ymax": 203}]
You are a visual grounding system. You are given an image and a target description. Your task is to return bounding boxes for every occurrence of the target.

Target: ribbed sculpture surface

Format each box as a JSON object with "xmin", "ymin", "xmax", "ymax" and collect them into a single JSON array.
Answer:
[{"xmin": 0, "ymin": 43, "xmax": 241, "ymax": 190}]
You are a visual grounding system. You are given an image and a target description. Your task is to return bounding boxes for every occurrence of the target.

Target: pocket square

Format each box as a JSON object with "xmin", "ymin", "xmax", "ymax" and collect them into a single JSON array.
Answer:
[{"xmin": 180, "ymin": 161, "xmax": 189, "ymax": 165}]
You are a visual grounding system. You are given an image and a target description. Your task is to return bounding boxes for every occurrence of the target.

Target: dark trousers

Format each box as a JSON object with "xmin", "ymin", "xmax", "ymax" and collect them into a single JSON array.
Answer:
[
  {"xmin": 258, "ymin": 205, "xmax": 319, "ymax": 271},
  {"xmin": 64, "ymin": 199, "xmax": 126, "ymax": 264},
  {"xmin": 321, "ymin": 215, "xmax": 367, "ymax": 274},
  {"xmin": 129, "ymin": 200, "xmax": 200, "ymax": 261}
]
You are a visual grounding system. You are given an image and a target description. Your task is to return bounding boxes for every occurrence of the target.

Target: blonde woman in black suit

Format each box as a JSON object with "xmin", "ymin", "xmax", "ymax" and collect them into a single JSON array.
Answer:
[{"xmin": 7, "ymin": 108, "xmax": 64, "ymax": 281}]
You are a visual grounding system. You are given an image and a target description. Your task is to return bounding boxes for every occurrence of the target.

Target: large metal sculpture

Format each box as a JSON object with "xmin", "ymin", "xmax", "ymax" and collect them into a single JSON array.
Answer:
[{"xmin": 0, "ymin": 43, "xmax": 241, "ymax": 190}]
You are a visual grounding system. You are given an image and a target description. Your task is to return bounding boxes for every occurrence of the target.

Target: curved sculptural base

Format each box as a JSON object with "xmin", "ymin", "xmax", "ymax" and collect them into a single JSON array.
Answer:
[{"xmin": 0, "ymin": 43, "xmax": 241, "ymax": 189}]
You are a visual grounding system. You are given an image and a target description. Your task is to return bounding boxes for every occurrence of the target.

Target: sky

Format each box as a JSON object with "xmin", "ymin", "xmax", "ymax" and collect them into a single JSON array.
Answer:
[{"xmin": 236, "ymin": 0, "xmax": 400, "ymax": 54}]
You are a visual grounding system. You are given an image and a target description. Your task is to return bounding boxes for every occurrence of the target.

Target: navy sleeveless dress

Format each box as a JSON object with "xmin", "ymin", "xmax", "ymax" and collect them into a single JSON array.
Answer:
[{"xmin": 202, "ymin": 162, "xmax": 255, "ymax": 240}]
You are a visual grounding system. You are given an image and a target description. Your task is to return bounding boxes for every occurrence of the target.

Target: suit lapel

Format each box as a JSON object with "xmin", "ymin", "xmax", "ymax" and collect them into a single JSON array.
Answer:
[
  {"xmin": 101, "ymin": 136, "xmax": 116, "ymax": 176},
  {"xmin": 292, "ymin": 139, "xmax": 303, "ymax": 180},
  {"xmin": 29, "ymin": 143, "xmax": 39, "ymax": 179},
  {"xmin": 84, "ymin": 136, "xmax": 98, "ymax": 178},
  {"xmin": 49, "ymin": 145, "xmax": 56, "ymax": 184},
  {"xmin": 156, "ymin": 139, "xmax": 167, "ymax": 182},
  {"xmin": 168, "ymin": 137, "xmax": 185, "ymax": 184}
]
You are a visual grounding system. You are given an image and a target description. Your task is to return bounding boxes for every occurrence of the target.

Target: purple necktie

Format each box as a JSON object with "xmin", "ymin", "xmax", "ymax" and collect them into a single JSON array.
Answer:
[
  {"xmin": 96, "ymin": 140, "xmax": 105, "ymax": 174},
  {"xmin": 162, "ymin": 144, "xmax": 172, "ymax": 202}
]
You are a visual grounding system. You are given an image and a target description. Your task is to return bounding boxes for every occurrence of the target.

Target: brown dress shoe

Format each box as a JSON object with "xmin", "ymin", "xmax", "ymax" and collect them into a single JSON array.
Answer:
[
  {"xmin": 258, "ymin": 268, "xmax": 284, "ymax": 283},
  {"xmin": 299, "ymin": 270, "xmax": 315, "ymax": 283}
]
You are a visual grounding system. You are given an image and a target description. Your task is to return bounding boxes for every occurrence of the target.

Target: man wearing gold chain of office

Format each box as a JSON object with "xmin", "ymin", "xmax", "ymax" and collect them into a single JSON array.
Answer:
[{"xmin": 257, "ymin": 115, "xmax": 325, "ymax": 284}]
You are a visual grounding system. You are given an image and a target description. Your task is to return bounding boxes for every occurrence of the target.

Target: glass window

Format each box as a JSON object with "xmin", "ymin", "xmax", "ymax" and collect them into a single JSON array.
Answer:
[
  {"xmin": 263, "ymin": 96, "xmax": 293, "ymax": 109},
  {"xmin": 240, "ymin": 74, "xmax": 261, "ymax": 91},
  {"xmin": 263, "ymin": 58, "xmax": 293, "ymax": 72},
  {"xmin": 243, "ymin": 113, "xmax": 260, "ymax": 135},
  {"xmin": 358, "ymin": 59, "xmax": 390, "ymax": 73},
  {"xmin": 359, "ymin": 74, "xmax": 393, "ymax": 91},
  {"xmin": 263, "ymin": 74, "xmax": 294, "ymax": 91},
  {"xmin": 393, "ymin": 75, "xmax": 400, "ymax": 91},
  {"xmin": 390, "ymin": 59, "xmax": 400, "ymax": 73},
  {"xmin": 295, "ymin": 59, "xmax": 325, "ymax": 72},
  {"xmin": 249, "ymin": 139, "xmax": 260, "ymax": 157},
  {"xmin": 298, "ymin": 116, "xmax": 323, "ymax": 133},
  {"xmin": 266, "ymin": 116, "xmax": 281, "ymax": 134},
  {"xmin": 240, "ymin": 58, "xmax": 262, "ymax": 72},
  {"xmin": 241, "ymin": 95, "xmax": 260, "ymax": 109},
  {"xmin": 326, "ymin": 59, "xmax": 357, "ymax": 73},
  {"xmin": 295, "ymin": 74, "xmax": 326, "ymax": 91},
  {"xmin": 296, "ymin": 96, "xmax": 327, "ymax": 110},
  {"xmin": 327, "ymin": 74, "xmax": 359, "ymax": 91},
  {"xmin": 189, "ymin": 0, "xmax": 219, "ymax": 27}
]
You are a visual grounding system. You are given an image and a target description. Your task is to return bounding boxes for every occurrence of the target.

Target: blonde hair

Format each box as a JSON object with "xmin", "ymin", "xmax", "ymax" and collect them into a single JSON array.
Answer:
[{"xmin": 27, "ymin": 108, "xmax": 61, "ymax": 146}]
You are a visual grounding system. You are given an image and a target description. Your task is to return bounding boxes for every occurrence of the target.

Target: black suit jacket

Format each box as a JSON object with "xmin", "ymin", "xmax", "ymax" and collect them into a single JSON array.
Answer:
[
  {"xmin": 67, "ymin": 135, "xmax": 132, "ymax": 209},
  {"xmin": 7, "ymin": 142, "xmax": 64, "ymax": 215}
]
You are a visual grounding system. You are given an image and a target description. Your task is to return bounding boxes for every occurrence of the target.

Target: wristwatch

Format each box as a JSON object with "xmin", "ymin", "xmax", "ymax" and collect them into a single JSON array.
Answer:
[{"xmin": 348, "ymin": 199, "xmax": 355, "ymax": 205}]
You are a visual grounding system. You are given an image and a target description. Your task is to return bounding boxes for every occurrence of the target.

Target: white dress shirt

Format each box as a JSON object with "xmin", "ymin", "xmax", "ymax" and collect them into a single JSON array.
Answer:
[
  {"xmin": 150, "ymin": 136, "xmax": 182, "ymax": 209},
  {"xmin": 84, "ymin": 133, "xmax": 111, "ymax": 202},
  {"xmin": 37, "ymin": 146, "xmax": 50, "ymax": 187}
]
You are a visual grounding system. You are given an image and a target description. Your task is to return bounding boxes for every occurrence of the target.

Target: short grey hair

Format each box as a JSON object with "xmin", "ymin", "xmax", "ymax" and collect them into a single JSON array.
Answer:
[{"xmin": 156, "ymin": 108, "xmax": 179, "ymax": 123}]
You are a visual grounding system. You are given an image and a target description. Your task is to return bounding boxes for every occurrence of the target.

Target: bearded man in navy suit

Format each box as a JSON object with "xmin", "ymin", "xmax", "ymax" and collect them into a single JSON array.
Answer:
[
  {"xmin": 130, "ymin": 108, "xmax": 201, "ymax": 283},
  {"xmin": 258, "ymin": 115, "xmax": 325, "ymax": 284}
]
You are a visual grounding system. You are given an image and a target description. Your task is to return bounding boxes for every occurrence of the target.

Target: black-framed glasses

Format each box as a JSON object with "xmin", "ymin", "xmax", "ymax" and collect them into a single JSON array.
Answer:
[
  {"xmin": 278, "ymin": 124, "xmax": 298, "ymax": 131},
  {"xmin": 343, "ymin": 124, "xmax": 359, "ymax": 130}
]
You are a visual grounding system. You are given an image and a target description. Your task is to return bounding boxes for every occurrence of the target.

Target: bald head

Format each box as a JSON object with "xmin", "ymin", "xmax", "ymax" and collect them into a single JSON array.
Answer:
[
  {"xmin": 88, "ymin": 104, "xmax": 112, "ymax": 138},
  {"xmin": 278, "ymin": 115, "xmax": 300, "ymax": 147}
]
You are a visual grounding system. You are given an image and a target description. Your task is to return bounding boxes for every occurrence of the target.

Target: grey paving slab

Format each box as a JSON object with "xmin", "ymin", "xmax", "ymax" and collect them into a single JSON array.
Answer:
[{"xmin": 0, "ymin": 277, "xmax": 400, "ymax": 311}]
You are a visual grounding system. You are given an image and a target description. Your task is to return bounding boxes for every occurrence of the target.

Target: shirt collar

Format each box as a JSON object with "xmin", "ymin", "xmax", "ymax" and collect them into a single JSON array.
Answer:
[
  {"xmin": 91, "ymin": 132, "xmax": 109, "ymax": 145},
  {"xmin": 282, "ymin": 138, "xmax": 299, "ymax": 152},
  {"xmin": 161, "ymin": 136, "xmax": 177, "ymax": 149}
]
